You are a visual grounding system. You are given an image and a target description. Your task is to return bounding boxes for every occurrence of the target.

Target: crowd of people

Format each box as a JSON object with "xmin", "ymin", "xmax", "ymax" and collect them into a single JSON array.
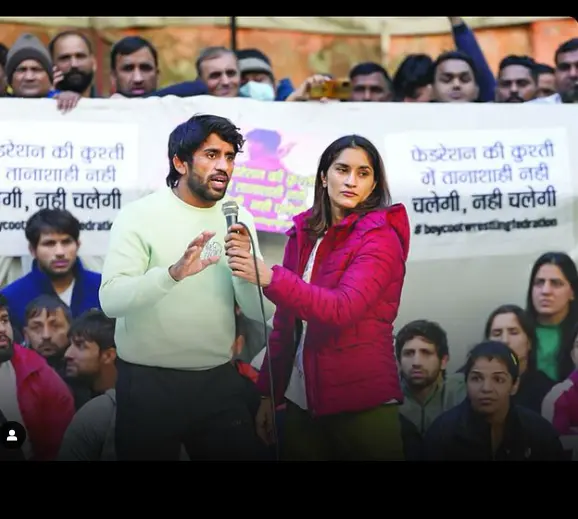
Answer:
[
  {"xmin": 0, "ymin": 18, "xmax": 577, "ymax": 461},
  {"xmin": 0, "ymin": 17, "xmax": 576, "ymax": 107}
]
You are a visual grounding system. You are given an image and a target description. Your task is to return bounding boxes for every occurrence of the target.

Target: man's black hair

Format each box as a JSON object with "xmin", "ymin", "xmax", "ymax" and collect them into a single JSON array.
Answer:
[
  {"xmin": 166, "ymin": 113, "xmax": 245, "ymax": 187},
  {"xmin": 68, "ymin": 309, "xmax": 116, "ymax": 352},
  {"xmin": 25, "ymin": 209, "xmax": 80, "ymax": 249},
  {"xmin": 110, "ymin": 36, "xmax": 158, "ymax": 70}
]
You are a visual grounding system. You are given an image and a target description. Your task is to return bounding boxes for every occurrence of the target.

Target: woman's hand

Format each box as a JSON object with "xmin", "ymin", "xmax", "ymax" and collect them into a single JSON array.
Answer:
[
  {"xmin": 227, "ymin": 249, "xmax": 273, "ymax": 287},
  {"xmin": 255, "ymin": 397, "xmax": 276, "ymax": 445}
]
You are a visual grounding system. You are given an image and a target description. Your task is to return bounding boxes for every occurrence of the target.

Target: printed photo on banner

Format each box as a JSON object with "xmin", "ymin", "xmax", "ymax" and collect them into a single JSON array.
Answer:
[
  {"xmin": 0, "ymin": 121, "xmax": 140, "ymax": 256},
  {"xmin": 229, "ymin": 126, "xmax": 326, "ymax": 233},
  {"xmin": 383, "ymin": 128, "xmax": 573, "ymax": 261}
]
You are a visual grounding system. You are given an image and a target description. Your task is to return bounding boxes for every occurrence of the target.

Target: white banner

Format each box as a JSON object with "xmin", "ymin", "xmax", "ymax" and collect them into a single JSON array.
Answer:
[
  {"xmin": 1, "ymin": 97, "xmax": 577, "ymax": 371},
  {"xmin": 384, "ymin": 128, "xmax": 572, "ymax": 260},
  {"xmin": 0, "ymin": 97, "xmax": 576, "ymax": 262}
]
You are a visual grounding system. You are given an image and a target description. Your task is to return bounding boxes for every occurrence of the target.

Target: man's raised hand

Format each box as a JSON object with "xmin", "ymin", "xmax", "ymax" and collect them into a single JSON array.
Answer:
[{"xmin": 168, "ymin": 231, "xmax": 219, "ymax": 281}]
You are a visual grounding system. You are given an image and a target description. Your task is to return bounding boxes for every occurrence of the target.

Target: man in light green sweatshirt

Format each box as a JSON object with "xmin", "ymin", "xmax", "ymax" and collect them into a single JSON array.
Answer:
[{"xmin": 99, "ymin": 114, "xmax": 275, "ymax": 460}]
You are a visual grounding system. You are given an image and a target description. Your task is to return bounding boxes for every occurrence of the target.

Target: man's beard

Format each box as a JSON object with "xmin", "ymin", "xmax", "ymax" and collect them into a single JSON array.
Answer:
[
  {"xmin": 561, "ymin": 84, "xmax": 578, "ymax": 103},
  {"xmin": 56, "ymin": 67, "xmax": 94, "ymax": 94},
  {"xmin": 37, "ymin": 340, "xmax": 66, "ymax": 361},
  {"xmin": 0, "ymin": 335, "xmax": 14, "ymax": 364},
  {"xmin": 38, "ymin": 260, "xmax": 75, "ymax": 279},
  {"xmin": 505, "ymin": 94, "xmax": 524, "ymax": 103},
  {"xmin": 186, "ymin": 168, "xmax": 229, "ymax": 202}
]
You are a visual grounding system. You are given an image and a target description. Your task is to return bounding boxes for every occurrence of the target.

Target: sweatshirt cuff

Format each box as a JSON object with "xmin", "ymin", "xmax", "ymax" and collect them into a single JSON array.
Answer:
[{"xmin": 155, "ymin": 266, "xmax": 179, "ymax": 292}]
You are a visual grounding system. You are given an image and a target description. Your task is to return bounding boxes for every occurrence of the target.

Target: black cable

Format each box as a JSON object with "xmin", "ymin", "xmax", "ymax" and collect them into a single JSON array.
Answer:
[{"xmin": 238, "ymin": 222, "xmax": 280, "ymax": 461}]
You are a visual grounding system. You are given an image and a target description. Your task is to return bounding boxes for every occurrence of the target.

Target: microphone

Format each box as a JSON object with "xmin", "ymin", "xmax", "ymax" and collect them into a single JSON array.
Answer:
[
  {"xmin": 221, "ymin": 198, "xmax": 280, "ymax": 458},
  {"xmin": 222, "ymin": 200, "xmax": 239, "ymax": 231}
]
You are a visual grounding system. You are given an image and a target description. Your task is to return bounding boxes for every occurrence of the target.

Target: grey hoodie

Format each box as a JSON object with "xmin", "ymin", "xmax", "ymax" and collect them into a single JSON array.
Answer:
[
  {"xmin": 58, "ymin": 389, "xmax": 189, "ymax": 461},
  {"xmin": 398, "ymin": 373, "xmax": 467, "ymax": 435}
]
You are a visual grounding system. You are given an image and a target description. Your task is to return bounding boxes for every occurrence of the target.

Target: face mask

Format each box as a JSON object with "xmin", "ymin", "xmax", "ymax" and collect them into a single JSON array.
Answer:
[{"xmin": 239, "ymin": 81, "xmax": 275, "ymax": 101}]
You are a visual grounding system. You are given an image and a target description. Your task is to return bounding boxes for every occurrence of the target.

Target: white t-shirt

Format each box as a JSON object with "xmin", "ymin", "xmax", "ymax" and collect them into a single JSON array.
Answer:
[
  {"xmin": 58, "ymin": 280, "xmax": 75, "ymax": 306},
  {"xmin": 284, "ymin": 236, "xmax": 324, "ymax": 410},
  {"xmin": 0, "ymin": 361, "xmax": 32, "ymax": 459}
]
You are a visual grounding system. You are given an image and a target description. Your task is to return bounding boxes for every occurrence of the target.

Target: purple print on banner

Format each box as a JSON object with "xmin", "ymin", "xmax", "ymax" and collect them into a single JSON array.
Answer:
[{"xmin": 228, "ymin": 128, "xmax": 310, "ymax": 233}]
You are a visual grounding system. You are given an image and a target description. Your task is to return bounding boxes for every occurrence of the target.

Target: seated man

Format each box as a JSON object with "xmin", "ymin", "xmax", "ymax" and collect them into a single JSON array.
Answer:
[
  {"xmin": 22, "ymin": 295, "xmax": 92, "ymax": 409},
  {"xmin": 64, "ymin": 309, "xmax": 117, "ymax": 400},
  {"xmin": 58, "ymin": 310, "xmax": 119, "ymax": 461},
  {"xmin": 396, "ymin": 320, "xmax": 466, "ymax": 435},
  {"xmin": 58, "ymin": 307, "xmax": 253, "ymax": 461},
  {"xmin": 423, "ymin": 341, "xmax": 567, "ymax": 461},
  {"xmin": 1, "ymin": 208, "xmax": 101, "ymax": 336},
  {"xmin": 0, "ymin": 294, "xmax": 74, "ymax": 460}
]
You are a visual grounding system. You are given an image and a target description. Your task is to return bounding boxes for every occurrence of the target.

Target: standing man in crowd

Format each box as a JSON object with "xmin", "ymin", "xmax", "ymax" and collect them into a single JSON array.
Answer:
[
  {"xmin": 48, "ymin": 30, "xmax": 97, "ymax": 98},
  {"xmin": 110, "ymin": 36, "xmax": 159, "ymax": 97},
  {"xmin": 1, "ymin": 208, "xmax": 101, "ymax": 335},
  {"xmin": 99, "ymin": 114, "xmax": 274, "ymax": 460}
]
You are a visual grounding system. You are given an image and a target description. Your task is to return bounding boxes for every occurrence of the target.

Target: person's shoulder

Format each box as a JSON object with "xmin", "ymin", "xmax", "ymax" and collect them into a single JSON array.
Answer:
[
  {"xmin": 11, "ymin": 344, "xmax": 45, "ymax": 369},
  {"xmin": 443, "ymin": 372, "xmax": 467, "ymax": 401},
  {"xmin": 544, "ymin": 377, "xmax": 574, "ymax": 404},
  {"xmin": 423, "ymin": 403, "xmax": 464, "ymax": 458},
  {"xmin": 527, "ymin": 94, "xmax": 561, "ymax": 104},
  {"xmin": 357, "ymin": 205, "xmax": 410, "ymax": 260},
  {"xmin": 12, "ymin": 345, "xmax": 65, "ymax": 388},
  {"xmin": 428, "ymin": 400, "xmax": 464, "ymax": 436},
  {"xmin": 112, "ymin": 189, "xmax": 165, "ymax": 226},
  {"xmin": 1, "ymin": 271, "xmax": 34, "ymax": 296},
  {"xmin": 81, "ymin": 268, "xmax": 102, "ymax": 282},
  {"xmin": 75, "ymin": 391, "xmax": 116, "ymax": 420},
  {"xmin": 516, "ymin": 404, "xmax": 559, "ymax": 435}
]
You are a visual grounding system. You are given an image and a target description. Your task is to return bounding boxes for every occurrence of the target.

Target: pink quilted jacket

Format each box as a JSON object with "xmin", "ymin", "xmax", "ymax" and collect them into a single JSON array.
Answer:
[{"xmin": 256, "ymin": 204, "xmax": 410, "ymax": 416}]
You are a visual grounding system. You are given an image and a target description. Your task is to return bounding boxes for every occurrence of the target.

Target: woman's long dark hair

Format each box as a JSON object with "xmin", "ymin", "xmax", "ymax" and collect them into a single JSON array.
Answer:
[
  {"xmin": 526, "ymin": 252, "xmax": 578, "ymax": 381},
  {"xmin": 306, "ymin": 134, "xmax": 391, "ymax": 237},
  {"xmin": 484, "ymin": 304, "xmax": 537, "ymax": 372}
]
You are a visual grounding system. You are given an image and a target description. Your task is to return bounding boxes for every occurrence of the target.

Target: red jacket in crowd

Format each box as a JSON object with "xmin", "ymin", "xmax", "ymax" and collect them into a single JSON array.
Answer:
[
  {"xmin": 543, "ymin": 369, "xmax": 578, "ymax": 436},
  {"xmin": 11, "ymin": 344, "xmax": 75, "ymax": 460},
  {"xmin": 256, "ymin": 205, "xmax": 410, "ymax": 416}
]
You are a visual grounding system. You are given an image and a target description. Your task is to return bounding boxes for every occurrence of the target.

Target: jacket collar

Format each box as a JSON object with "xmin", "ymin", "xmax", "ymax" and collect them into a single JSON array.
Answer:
[
  {"xmin": 402, "ymin": 375, "xmax": 444, "ymax": 406},
  {"xmin": 30, "ymin": 258, "xmax": 86, "ymax": 292},
  {"xmin": 9, "ymin": 344, "xmax": 46, "ymax": 380},
  {"xmin": 287, "ymin": 205, "xmax": 404, "ymax": 237},
  {"xmin": 455, "ymin": 399, "xmax": 525, "ymax": 449}
]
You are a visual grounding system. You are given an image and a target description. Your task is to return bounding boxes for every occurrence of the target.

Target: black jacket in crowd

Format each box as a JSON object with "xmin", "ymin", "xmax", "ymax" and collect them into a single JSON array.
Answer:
[{"xmin": 423, "ymin": 399, "xmax": 568, "ymax": 461}]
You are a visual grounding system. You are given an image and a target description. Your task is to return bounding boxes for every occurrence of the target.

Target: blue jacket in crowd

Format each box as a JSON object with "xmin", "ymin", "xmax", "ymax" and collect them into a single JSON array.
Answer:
[{"xmin": 1, "ymin": 258, "xmax": 101, "ymax": 334}]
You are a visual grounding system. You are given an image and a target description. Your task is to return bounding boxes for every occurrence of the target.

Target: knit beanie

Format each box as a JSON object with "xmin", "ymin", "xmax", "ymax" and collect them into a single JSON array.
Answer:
[
  {"xmin": 237, "ymin": 49, "xmax": 274, "ymax": 80},
  {"xmin": 5, "ymin": 33, "xmax": 53, "ymax": 83}
]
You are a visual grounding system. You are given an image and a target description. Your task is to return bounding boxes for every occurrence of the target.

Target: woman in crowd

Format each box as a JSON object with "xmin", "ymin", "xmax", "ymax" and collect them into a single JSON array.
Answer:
[
  {"xmin": 484, "ymin": 304, "xmax": 553, "ymax": 413},
  {"xmin": 423, "ymin": 341, "xmax": 566, "ymax": 461},
  {"xmin": 526, "ymin": 252, "xmax": 578, "ymax": 383},
  {"xmin": 226, "ymin": 134, "xmax": 410, "ymax": 460},
  {"xmin": 542, "ymin": 323, "xmax": 578, "ymax": 436}
]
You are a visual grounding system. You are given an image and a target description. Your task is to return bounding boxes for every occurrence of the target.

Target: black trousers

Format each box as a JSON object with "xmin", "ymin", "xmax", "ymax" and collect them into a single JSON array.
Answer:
[{"xmin": 115, "ymin": 358, "xmax": 265, "ymax": 460}]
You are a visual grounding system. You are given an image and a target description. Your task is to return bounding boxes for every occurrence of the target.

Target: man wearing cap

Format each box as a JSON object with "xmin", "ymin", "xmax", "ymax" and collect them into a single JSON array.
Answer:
[
  {"xmin": 5, "ymin": 33, "xmax": 80, "ymax": 111},
  {"xmin": 237, "ymin": 48, "xmax": 294, "ymax": 101},
  {"xmin": 5, "ymin": 33, "xmax": 53, "ymax": 98}
]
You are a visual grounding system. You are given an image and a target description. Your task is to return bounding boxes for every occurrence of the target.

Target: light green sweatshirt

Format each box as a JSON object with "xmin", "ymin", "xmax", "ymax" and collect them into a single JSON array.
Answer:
[{"xmin": 99, "ymin": 188, "xmax": 275, "ymax": 370}]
